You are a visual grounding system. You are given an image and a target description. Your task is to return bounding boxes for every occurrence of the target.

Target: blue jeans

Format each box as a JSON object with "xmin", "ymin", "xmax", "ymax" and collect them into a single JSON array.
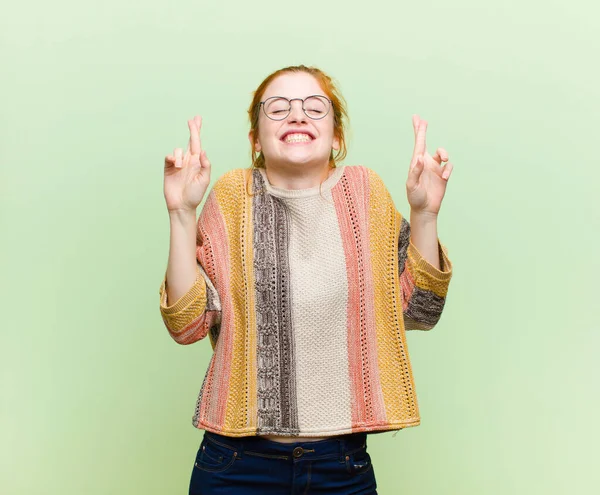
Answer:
[{"xmin": 189, "ymin": 430, "xmax": 378, "ymax": 494}]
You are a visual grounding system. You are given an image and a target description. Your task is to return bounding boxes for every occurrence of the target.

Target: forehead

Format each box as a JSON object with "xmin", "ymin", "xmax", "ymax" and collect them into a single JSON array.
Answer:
[{"xmin": 262, "ymin": 72, "xmax": 325, "ymax": 99}]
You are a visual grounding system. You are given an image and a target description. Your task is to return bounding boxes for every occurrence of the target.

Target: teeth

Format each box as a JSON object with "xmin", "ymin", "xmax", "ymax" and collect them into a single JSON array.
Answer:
[{"xmin": 284, "ymin": 133, "xmax": 312, "ymax": 143}]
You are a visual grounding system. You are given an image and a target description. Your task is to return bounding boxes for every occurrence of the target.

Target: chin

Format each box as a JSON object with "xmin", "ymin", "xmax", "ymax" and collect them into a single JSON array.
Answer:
[{"xmin": 283, "ymin": 150, "xmax": 329, "ymax": 164}]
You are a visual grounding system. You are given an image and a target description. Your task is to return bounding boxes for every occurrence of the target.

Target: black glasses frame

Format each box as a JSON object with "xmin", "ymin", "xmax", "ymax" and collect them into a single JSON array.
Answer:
[{"xmin": 258, "ymin": 95, "xmax": 333, "ymax": 121}]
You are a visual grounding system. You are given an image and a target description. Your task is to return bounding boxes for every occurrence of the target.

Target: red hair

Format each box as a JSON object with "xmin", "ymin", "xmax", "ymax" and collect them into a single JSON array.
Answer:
[{"xmin": 247, "ymin": 65, "xmax": 349, "ymax": 171}]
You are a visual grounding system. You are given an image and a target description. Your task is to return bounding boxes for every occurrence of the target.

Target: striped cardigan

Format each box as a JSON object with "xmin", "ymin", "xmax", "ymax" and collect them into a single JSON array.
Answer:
[{"xmin": 159, "ymin": 165, "xmax": 453, "ymax": 438}]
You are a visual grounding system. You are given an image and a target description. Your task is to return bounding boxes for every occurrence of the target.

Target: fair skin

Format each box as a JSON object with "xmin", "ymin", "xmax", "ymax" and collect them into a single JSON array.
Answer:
[
  {"xmin": 248, "ymin": 72, "xmax": 340, "ymax": 191},
  {"xmin": 162, "ymin": 71, "xmax": 454, "ymax": 444},
  {"xmin": 407, "ymin": 114, "xmax": 454, "ymax": 271}
]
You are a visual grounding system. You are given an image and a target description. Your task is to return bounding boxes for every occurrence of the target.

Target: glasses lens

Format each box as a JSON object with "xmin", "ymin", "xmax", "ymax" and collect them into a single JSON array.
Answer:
[
  {"xmin": 304, "ymin": 96, "xmax": 329, "ymax": 119},
  {"xmin": 264, "ymin": 97, "xmax": 290, "ymax": 120}
]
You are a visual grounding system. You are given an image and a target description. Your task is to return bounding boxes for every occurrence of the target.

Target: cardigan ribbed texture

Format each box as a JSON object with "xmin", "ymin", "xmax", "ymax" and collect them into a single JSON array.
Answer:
[{"xmin": 158, "ymin": 165, "xmax": 453, "ymax": 438}]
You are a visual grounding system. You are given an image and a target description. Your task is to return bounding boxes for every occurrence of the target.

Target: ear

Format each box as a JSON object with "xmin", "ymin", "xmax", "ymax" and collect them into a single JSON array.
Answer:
[
  {"xmin": 248, "ymin": 130, "xmax": 261, "ymax": 152},
  {"xmin": 332, "ymin": 134, "xmax": 340, "ymax": 151}
]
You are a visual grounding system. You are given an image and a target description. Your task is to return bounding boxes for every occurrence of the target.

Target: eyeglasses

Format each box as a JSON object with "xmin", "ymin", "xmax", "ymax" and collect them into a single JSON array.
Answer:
[{"xmin": 258, "ymin": 95, "xmax": 332, "ymax": 121}]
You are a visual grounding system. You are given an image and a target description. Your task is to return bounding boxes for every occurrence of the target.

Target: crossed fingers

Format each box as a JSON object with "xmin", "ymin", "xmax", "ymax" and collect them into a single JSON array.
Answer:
[
  {"xmin": 411, "ymin": 114, "xmax": 452, "ymax": 180},
  {"xmin": 165, "ymin": 115, "xmax": 203, "ymax": 168}
]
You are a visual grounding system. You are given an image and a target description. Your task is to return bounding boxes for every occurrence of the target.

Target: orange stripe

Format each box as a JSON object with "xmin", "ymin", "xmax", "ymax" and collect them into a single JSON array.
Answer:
[
  {"xmin": 197, "ymin": 191, "xmax": 234, "ymax": 426},
  {"xmin": 332, "ymin": 166, "xmax": 386, "ymax": 429}
]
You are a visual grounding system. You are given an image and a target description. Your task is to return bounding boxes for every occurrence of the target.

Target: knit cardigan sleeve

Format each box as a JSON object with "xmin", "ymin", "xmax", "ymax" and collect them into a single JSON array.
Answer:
[
  {"xmin": 158, "ymin": 189, "xmax": 223, "ymax": 346},
  {"xmin": 398, "ymin": 215, "xmax": 453, "ymax": 330}
]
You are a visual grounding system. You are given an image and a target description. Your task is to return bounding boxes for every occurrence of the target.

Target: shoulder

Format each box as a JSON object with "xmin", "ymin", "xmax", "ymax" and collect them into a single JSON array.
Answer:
[
  {"xmin": 198, "ymin": 169, "xmax": 250, "ymax": 222},
  {"xmin": 211, "ymin": 168, "xmax": 250, "ymax": 194},
  {"xmin": 341, "ymin": 165, "xmax": 389, "ymax": 195},
  {"xmin": 204, "ymin": 168, "xmax": 254, "ymax": 207}
]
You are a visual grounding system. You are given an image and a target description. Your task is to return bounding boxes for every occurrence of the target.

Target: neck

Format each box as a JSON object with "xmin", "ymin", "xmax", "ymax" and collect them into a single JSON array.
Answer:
[{"xmin": 262, "ymin": 162, "xmax": 334, "ymax": 190}]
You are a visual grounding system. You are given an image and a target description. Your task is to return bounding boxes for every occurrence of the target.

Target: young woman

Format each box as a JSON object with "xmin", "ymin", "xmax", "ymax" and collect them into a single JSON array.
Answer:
[{"xmin": 160, "ymin": 65, "xmax": 454, "ymax": 494}]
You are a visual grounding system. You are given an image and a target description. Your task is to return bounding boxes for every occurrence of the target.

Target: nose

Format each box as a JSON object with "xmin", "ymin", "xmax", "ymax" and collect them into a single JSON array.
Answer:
[{"xmin": 287, "ymin": 99, "xmax": 307, "ymax": 123}]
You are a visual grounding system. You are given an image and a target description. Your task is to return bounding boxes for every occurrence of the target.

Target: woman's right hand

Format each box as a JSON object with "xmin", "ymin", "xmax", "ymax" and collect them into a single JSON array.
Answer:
[{"xmin": 164, "ymin": 115, "xmax": 212, "ymax": 213}]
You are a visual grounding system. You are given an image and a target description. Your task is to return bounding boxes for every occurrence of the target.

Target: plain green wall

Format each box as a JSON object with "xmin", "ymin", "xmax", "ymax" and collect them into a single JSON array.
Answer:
[{"xmin": 2, "ymin": 0, "xmax": 598, "ymax": 493}]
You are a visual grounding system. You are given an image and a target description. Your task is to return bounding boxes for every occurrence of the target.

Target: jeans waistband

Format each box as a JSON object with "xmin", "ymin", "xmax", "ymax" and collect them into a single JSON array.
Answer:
[{"xmin": 203, "ymin": 430, "xmax": 367, "ymax": 460}]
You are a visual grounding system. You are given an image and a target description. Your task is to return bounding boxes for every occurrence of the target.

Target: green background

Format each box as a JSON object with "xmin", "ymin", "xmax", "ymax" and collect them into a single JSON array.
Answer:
[{"xmin": 2, "ymin": 0, "xmax": 598, "ymax": 493}]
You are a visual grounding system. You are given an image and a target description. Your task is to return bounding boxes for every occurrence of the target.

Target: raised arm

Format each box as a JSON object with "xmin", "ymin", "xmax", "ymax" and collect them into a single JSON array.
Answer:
[
  {"xmin": 401, "ymin": 114, "xmax": 454, "ymax": 330},
  {"xmin": 159, "ymin": 116, "xmax": 221, "ymax": 345}
]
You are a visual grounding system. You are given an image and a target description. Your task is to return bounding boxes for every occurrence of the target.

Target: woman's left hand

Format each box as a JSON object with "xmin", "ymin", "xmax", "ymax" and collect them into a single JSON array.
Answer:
[{"xmin": 406, "ymin": 115, "xmax": 454, "ymax": 216}]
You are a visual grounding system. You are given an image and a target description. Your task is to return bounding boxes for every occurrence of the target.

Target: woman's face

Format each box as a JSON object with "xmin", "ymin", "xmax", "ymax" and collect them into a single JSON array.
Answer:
[{"xmin": 250, "ymin": 72, "xmax": 340, "ymax": 170}]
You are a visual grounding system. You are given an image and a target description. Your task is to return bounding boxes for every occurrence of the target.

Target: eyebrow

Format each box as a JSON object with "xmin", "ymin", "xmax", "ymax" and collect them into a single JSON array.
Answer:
[{"xmin": 260, "ymin": 94, "xmax": 328, "ymax": 101}]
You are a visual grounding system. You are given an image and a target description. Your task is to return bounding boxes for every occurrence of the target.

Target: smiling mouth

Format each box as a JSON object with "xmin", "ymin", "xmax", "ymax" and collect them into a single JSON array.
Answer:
[{"xmin": 282, "ymin": 133, "xmax": 314, "ymax": 144}]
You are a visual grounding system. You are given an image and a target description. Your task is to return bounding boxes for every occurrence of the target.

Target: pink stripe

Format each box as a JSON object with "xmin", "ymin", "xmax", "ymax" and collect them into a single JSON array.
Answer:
[
  {"xmin": 332, "ymin": 166, "xmax": 386, "ymax": 428},
  {"xmin": 196, "ymin": 192, "xmax": 234, "ymax": 427},
  {"xmin": 167, "ymin": 310, "xmax": 220, "ymax": 345},
  {"xmin": 400, "ymin": 267, "xmax": 416, "ymax": 311}
]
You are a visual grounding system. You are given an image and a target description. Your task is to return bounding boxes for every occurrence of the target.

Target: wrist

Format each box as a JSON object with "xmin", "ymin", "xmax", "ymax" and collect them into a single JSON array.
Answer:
[
  {"xmin": 168, "ymin": 208, "xmax": 197, "ymax": 223},
  {"xmin": 410, "ymin": 209, "xmax": 438, "ymax": 223}
]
